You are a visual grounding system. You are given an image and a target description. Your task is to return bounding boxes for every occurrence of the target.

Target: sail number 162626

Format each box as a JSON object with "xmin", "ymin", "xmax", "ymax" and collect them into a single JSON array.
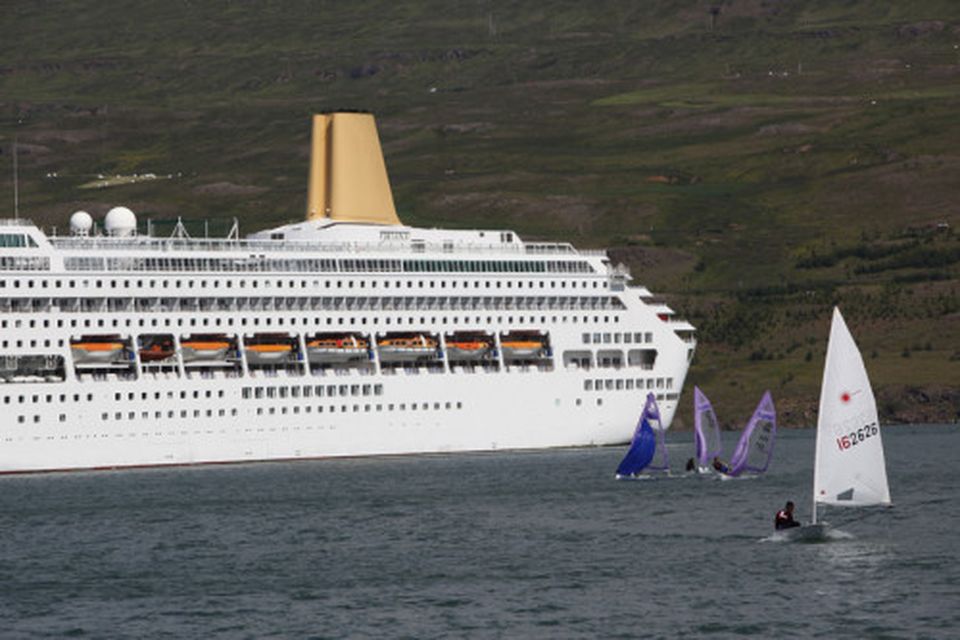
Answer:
[{"xmin": 836, "ymin": 423, "xmax": 879, "ymax": 451}]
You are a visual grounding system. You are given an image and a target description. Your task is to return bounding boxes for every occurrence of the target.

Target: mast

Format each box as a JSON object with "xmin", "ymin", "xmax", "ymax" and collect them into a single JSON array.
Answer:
[{"xmin": 12, "ymin": 135, "xmax": 19, "ymax": 220}]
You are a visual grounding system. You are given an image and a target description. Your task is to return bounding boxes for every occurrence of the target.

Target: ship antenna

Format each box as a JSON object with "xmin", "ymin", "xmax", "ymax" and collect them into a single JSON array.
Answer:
[
  {"xmin": 171, "ymin": 217, "xmax": 191, "ymax": 239},
  {"xmin": 227, "ymin": 217, "xmax": 240, "ymax": 241},
  {"xmin": 12, "ymin": 134, "xmax": 19, "ymax": 221}
]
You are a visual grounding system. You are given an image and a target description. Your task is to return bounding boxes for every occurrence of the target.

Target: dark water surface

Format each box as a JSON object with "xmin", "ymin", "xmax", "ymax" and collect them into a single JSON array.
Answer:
[{"xmin": 1, "ymin": 425, "xmax": 958, "ymax": 638}]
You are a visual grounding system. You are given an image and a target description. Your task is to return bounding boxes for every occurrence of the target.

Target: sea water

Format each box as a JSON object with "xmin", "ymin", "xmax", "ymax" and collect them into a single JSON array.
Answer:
[{"xmin": 1, "ymin": 425, "xmax": 957, "ymax": 638}]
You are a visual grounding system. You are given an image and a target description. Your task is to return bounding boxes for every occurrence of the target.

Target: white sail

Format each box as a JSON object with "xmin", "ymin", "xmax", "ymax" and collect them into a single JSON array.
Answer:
[{"xmin": 813, "ymin": 308, "xmax": 891, "ymax": 516}]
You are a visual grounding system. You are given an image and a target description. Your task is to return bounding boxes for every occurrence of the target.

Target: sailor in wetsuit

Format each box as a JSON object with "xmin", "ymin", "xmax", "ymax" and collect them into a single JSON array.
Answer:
[
  {"xmin": 775, "ymin": 501, "xmax": 801, "ymax": 530},
  {"xmin": 712, "ymin": 456, "xmax": 729, "ymax": 474}
]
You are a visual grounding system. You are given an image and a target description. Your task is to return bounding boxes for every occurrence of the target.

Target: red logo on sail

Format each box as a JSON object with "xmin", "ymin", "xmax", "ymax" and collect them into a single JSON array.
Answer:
[{"xmin": 840, "ymin": 389, "xmax": 861, "ymax": 404}]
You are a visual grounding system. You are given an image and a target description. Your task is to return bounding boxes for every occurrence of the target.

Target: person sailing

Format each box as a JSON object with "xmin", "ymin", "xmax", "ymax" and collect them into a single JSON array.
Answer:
[
  {"xmin": 774, "ymin": 501, "xmax": 801, "ymax": 530},
  {"xmin": 711, "ymin": 456, "xmax": 730, "ymax": 474}
]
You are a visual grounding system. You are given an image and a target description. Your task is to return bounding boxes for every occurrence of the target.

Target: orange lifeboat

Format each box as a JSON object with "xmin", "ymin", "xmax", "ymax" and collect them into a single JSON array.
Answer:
[
  {"xmin": 71, "ymin": 339, "xmax": 126, "ymax": 364},
  {"xmin": 446, "ymin": 339, "xmax": 491, "ymax": 360},
  {"xmin": 139, "ymin": 342, "xmax": 175, "ymax": 362},
  {"xmin": 377, "ymin": 335, "xmax": 438, "ymax": 362},
  {"xmin": 181, "ymin": 336, "xmax": 232, "ymax": 363},
  {"xmin": 501, "ymin": 337, "xmax": 545, "ymax": 359},
  {"xmin": 244, "ymin": 336, "xmax": 297, "ymax": 365},
  {"xmin": 306, "ymin": 335, "xmax": 369, "ymax": 364}
]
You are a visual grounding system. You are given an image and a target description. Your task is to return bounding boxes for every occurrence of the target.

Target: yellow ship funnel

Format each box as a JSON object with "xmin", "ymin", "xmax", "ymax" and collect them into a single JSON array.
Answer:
[{"xmin": 306, "ymin": 111, "xmax": 401, "ymax": 225}]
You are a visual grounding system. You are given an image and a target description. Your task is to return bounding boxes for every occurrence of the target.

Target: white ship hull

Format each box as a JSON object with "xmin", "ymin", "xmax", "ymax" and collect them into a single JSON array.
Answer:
[
  {"xmin": 0, "ymin": 211, "xmax": 695, "ymax": 474},
  {"xmin": 0, "ymin": 365, "xmax": 687, "ymax": 473}
]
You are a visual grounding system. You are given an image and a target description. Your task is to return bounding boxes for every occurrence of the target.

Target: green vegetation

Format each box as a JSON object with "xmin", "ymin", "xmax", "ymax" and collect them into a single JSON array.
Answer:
[{"xmin": 1, "ymin": 0, "xmax": 958, "ymax": 426}]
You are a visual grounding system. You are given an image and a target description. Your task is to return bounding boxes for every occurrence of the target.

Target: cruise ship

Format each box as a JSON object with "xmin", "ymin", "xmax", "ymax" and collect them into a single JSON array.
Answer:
[{"xmin": 0, "ymin": 112, "xmax": 695, "ymax": 473}]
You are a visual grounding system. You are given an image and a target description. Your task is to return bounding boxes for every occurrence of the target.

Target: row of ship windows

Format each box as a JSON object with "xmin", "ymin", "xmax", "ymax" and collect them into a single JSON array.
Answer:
[
  {"xmin": 241, "ymin": 384, "xmax": 384, "ymax": 400},
  {"xmin": 2, "ymin": 390, "xmax": 231, "ymax": 405},
  {"xmin": 65, "ymin": 256, "xmax": 593, "ymax": 275},
  {"xmin": 0, "ymin": 234, "xmax": 39, "ymax": 248},
  {"xmin": 586, "ymin": 378, "xmax": 675, "ymax": 392},
  {"xmin": 2, "ymin": 295, "xmax": 623, "ymax": 314},
  {"xmin": 253, "ymin": 401, "xmax": 464, "ymax": 416},
  {"xmin": 19, "ymin": 409, "xmax": 237, "ymax": 423},
  {"xmin": 585, "ymin": 332, "xmax": 653, "ymax": 345},
  {"xmin": 0, "ymin": 277, "xmax": 605, "ymax": 291},
  {"xmin": 5, "ymin": 393, "xmax": 94, "ymax": 404},
  {"xmin": 3, "ymin": 377, "xmax": 663, "ymax": 406},
  {"xmin": 1, "ymin": 384, "xmax": 408, "ymax": 405},
  {"xmin": 13, "ymin": 401, "xmax": 466, "ymax": 424},
  {"xmin": 114, "ymin": 389, "xmax": 227, "ymax": 401},
  {"xmin": 1, "ymin": 314, "xmax": 623, "ymax": 334},
  {"xmin": 0, "ymin": 257, "xmax": 49, "ymax": 271},
  {"xmin": 13, "ymin": 394, "xmax": 680, "ymax": 427},
  {"xmin": 62, "ymin": 256, "xmax": 594, "ymax": 275}
]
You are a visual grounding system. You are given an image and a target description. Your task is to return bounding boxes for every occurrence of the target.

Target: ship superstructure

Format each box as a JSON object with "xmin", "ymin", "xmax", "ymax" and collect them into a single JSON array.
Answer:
[{"xmin": 0, "ymin": 113, "xmax": 695, "ymax": 473}]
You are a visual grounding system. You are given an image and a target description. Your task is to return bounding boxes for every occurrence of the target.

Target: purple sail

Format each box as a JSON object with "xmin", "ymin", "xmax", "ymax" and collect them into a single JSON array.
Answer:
[
  {"xmin": 646, "ymin": 394, "xmax": 670, "ymax": 472},
  {"xmin": 694, "ymin": 386, "xmax": 722, "ymax": 467},
  {"xmin": 615, "ymin": 393, "xmax": 669, "ymax": 477},
  {"xmin": 727, "ymin": 391, "xmax": 777, "ymax": 477}
]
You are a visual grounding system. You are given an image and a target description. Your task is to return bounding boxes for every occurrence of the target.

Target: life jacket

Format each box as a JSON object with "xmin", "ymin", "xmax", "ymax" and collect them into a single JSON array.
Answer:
[{"xmin": 775, "ymin": 509, "xmax": 795, "ymax": 529}]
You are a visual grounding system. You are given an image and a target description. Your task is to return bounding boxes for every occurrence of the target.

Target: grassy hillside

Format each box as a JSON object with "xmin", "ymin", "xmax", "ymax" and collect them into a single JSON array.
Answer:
[{"xmin": 1, "ymin": 0, "xmax": 958, "ymax": 427}]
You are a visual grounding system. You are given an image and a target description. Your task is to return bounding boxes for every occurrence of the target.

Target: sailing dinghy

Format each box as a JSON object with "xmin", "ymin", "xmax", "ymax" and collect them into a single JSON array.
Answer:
[
  {"xmin": 615, "ymin": 393, "xmax": 669, "ymax": 479},
  {"xmin": 726, "ymin": 391, "xmax": 776, "ymax": 477},
  {"xmin": 693, "ymin": 387, "xmax": 722, "ymax": 473},
  {"xmin": 782, "ymin": 307, "xmax": 892, "ymax": 541}
]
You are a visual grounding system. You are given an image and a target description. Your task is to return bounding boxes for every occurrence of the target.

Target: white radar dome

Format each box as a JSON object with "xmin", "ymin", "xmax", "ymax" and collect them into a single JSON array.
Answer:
[
  {"xmin": 69, "ymin": 211, "xmax": 93, "ymax": 236},
  {"xmin": 104, "ymin": 206, "xmax": 137, "ymax": 237}
]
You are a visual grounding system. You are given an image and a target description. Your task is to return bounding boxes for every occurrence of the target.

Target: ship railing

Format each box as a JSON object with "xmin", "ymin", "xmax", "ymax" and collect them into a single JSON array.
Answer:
[
  {"xmin": 0, "ymin": 218, "xmax": 37, "ymax": 227},
  {"xmin": 48, "ymin": 235, "xmax": 602, "ymax": 258}
]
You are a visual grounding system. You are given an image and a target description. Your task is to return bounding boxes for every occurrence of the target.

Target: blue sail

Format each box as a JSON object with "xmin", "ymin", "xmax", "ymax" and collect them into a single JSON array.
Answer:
[{"xmin": 615, "ymin": 393, "xmax": 666, "ymax": 477}]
